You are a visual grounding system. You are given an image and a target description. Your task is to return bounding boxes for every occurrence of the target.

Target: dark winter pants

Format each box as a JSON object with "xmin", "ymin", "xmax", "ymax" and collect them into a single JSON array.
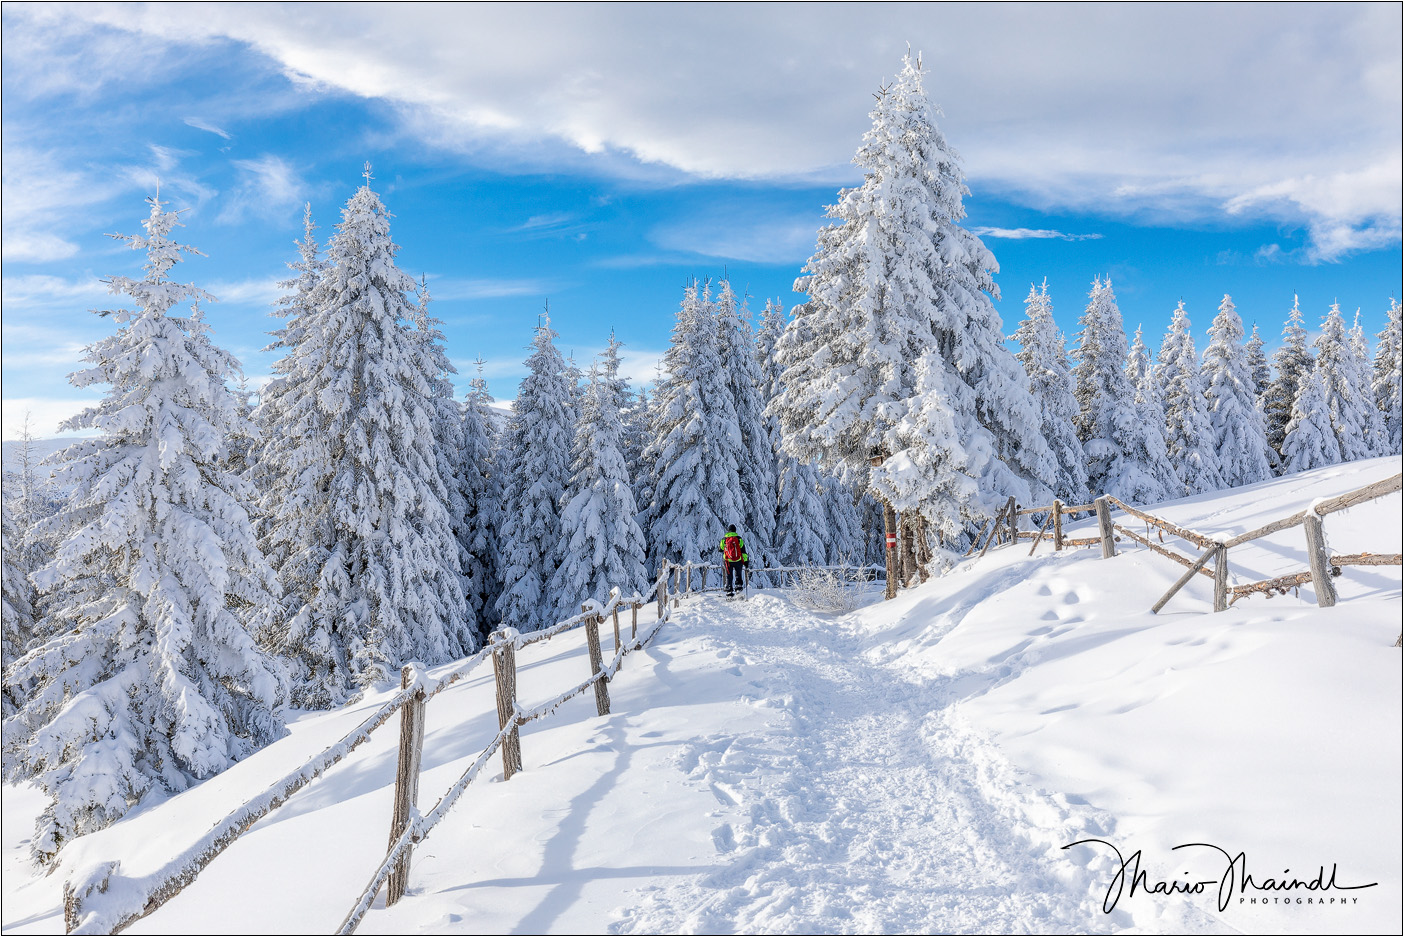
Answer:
[{"xmin": 724, "ymin": 560, "xmax": 744, "ymax": 596}]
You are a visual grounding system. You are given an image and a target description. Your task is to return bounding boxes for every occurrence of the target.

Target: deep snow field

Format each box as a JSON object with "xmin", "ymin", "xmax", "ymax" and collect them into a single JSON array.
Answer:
[{"xmin": 3, "ymin": 457, "xmax": 1401, "ymax": 935}]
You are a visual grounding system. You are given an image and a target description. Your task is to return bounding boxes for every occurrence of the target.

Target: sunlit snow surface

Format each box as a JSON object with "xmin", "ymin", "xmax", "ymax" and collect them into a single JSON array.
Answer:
[{"xmin": 4, "ymin": 457, "xmax": 1400, "ymax": 934}]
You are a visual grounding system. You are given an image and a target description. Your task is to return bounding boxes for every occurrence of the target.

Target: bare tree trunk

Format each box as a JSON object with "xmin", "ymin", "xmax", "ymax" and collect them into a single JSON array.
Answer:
[
  {"xmin": 914, "ymin": 513, "xmax": 932, "ymax": 583},
  {"xmin": 882, "ymin": 499, "xmax": 899, "ymax": 600},
  {"xmin": 899, "ymin": 512, "xmax": 919, "ymax": 587}
]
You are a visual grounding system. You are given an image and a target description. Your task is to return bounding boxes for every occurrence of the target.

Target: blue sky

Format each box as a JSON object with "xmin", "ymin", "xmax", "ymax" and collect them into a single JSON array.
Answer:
[{"xmin": 3, "ymin": 3, "xmax": 1401, "ymax": 438}]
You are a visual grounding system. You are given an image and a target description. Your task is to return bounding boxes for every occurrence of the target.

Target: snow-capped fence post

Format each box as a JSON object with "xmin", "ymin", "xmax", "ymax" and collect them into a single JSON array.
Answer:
[
  {"xmin": 656, "ymin": 562, "xmax": 667, "ymax": 619},
  {"xmin": 386, "ymin": 664, "xmax": 426, "ymax": 906},
  {"xmin": 611, "ymin": 606, "xmax": 621, "ymax": 652},
  {"xmin": 631, "ymin": 601, "xmax": 639, "ymax": 640},
  {"xmin": 1303, "ymin": 512, "xmax": 1338, "ymax": 608},
  {"xmin": 492, "ymin": 634, "xmax": 523, "ymax": 781},
  {"xmin": 1052, "ymin": 499, "xmax": 1063, "ymax": 550},
  {"xmin": 1212, "ymin": 545, "xmax": 1230, "ymax": 613},
  {"xmin": 685, "ymin": 563, "xmax": 692, "ymax": 595},
  {"xmin": 582, "ymin": 604, "xmax": 611, "ymax": 716},
  {"xmin": 1095, "ymin": 496, "xmax": 1117, "ymax": 558}
]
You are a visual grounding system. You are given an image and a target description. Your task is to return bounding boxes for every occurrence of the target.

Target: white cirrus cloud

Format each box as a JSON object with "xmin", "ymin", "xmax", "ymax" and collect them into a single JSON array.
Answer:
[{"xmin": 970, "ymin": 227, "xmax": 1104, "ymax": 242}]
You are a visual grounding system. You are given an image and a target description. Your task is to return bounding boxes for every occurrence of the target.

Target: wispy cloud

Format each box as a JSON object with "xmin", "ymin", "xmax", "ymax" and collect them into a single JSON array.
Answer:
[
  {"xmin": 650, "ymin": 216, "xmax": 819, "ymax": 265},
  {"xmin": 218, "ymin": 155, "xmax": 305, "ymax": 224},
  {"xmin": 184, "ymin": 116, "xmax": 232, "ymax": 139},
  {"xmin": 427, "ymin": 277, "xmax": 554, "ymax": 301},
  {"xmin": 971, "ymin": 227, "xmax": 1103, "ymax": 241},
  {"xmin": 206, "ymin": 276, "xmax": 283, "ymax": 306}
]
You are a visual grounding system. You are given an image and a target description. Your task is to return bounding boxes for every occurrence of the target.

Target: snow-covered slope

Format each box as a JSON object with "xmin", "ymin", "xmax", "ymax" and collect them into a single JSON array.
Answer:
[{"xmin": 3, "ymin": 458, "xmax": 1400, "ymax": 934}]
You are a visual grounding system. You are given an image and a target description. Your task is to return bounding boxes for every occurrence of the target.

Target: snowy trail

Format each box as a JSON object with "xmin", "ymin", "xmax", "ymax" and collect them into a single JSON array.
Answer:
[{"xmin": 612, "ymin": 590, "xmax": 1207, "ymax": 934}]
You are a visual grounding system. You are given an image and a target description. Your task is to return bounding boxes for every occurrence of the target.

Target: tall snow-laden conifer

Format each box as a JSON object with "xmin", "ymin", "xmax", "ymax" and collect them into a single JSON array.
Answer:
[
  {"xmin": 1071, "ymin": 278, "xmax": 1176, "ymax": 502},
  {"xmin": 1263, "ymin": 297, "xmax": 1314, "ymax": 466},
  {"xmin": 1245, "ymin": 325, "xmax": 1271, "ymax": 404},
  {"xmin": 257, "ymin": 174, "xmax": 469, "ymax": 707},
  {"xmin": 412, "ymin": 277, "xmax": 479, "ymax": 653},
  {"xmin": 4, "ymin": 197, "xmax": 286, "ymax": 861},
  {"xmin": 716, "ymin": 281, "xmax": 778, "ymax": 565},
  {"xmin": 2, "ymin": 497, "xmax": 35, "ymax": 719},
  {"xmin": 547, "ymin": 344, "xmax": 649, "ymax": 618},
  {"xmin": 495, "ymin": 314, "xmax": 576, "ymax": 631},
  {"xmin": 643, "ymin": 281, "xmax": 747, "ymax": 566},
  {"xmin": 1201, "ymin": 294, "xmax": 1272, "ymax": 487},
  {"xmin": 1373, "ymin": 299, "xmax": 1403, "ymax": 454},
  {"xmin": 1349, "ymin": 310, "xmax": 1388, "ymax": 458},
  {"xmin": 460, "ymin": 360, "xmax": 501, "ymax": 635},
  {"xmin": 1312, "ymin": 302, "xmax": 1379, "ymax": 463},
  {"xmin": 1125, "ymin": 325, "xmax": 1154, "ymax": 393},
  {"xmin": 757, "ymin": 298, "xmax": 829, "ymax": 567},
  {"xmin": 772, "ymin": 53, "xmax": 1053, "ymax": 529},
  {"xmin": 1011, "ymin": 280, "xmax": 1089, "ymax": 503},
  {"xmin": 1281, "ymin": 367, "xmax": 1342, "ymax": 473},
  {"xmin": 1154, "ymin": 303, "xmax": 1222, "ymax": 495}
]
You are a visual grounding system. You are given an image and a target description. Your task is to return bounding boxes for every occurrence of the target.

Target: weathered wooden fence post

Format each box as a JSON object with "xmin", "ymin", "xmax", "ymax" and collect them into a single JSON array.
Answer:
[
  {"xmin": 583, "ymin": 605, "xmax": 611, "ymax": 716},
  {"xmin": 386, "ymin": 664, "xmax": 427, "ymax": 906},
  {"xmin": 612, "ymin": 605, "xmax": 621, "ymax": 652},
  {"xmin": 1304, "ymin": 512, "xmax": 1338, "ymax": 608},
  {"xmin": 657, "ymin": 562, "xmax": 668, "ymax": 619},
  {"xmin": 1052, "ymin": 499, "xmax": 1063, "ymax": 551},
  {"xmin": 631, "ymin": 602, "xmax": 639, "ymax": 640},
  {"xmin": 492, "ymin": 634, "xmax": 523, "ymax": 781},
  {"xmin": 1212, "ymin": 545, "xmax": 1229, "ymax": 613},
  {"xmin": 1151, "ymin": 544, "xmax": 1220, "ymax": 614},
  {"xmin": 1095, "ymin": 496, "xmax": 1117, "ymax": 558},
  {"xmin": 685, "ymin": 563, "xmax": 692, "ymax": 595}
]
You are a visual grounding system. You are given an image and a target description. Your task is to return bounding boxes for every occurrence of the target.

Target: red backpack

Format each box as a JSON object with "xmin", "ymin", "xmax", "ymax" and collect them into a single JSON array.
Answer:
[{"xmin": 723, "ymin": 533, "xmax": 743, "ymax": 562}]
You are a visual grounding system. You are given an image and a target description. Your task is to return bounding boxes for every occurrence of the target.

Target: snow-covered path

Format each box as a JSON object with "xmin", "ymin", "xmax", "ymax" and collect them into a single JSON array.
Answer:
[{"xmin": 610, "ymin": 590, "xmax": 1198, "ymax": 934}]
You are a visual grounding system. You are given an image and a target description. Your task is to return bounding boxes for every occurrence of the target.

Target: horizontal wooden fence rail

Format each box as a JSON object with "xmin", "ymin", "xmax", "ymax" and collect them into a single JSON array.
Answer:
[
  {"xmin": 338, "ymin": 587, "xmax": 662, "ymax": 935},
  {"xmin": 961, "ymin": 474, "xmax": 1401, "ymax": 617},
  {"xmin": 68, "ymin": 569, "xmax": 684, "ymax": 936}
]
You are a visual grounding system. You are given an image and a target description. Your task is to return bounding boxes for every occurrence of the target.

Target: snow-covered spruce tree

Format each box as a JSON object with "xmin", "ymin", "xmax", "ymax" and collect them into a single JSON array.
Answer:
[
  {"xmin": 1011, "ymin": 280, "xmax": 1090, "ymax": 504},
  {"xmin": 643, "ymin": 281, "xmax": 748, "ymax": 568},
  {"xmin": 716, "ymin": 281, "xmax": 778, "ymax": 566},
  {"xmin": 1154, "ymin": 302, "xmax": 1223, "ymax": 495},
  {"xmin": 257, "ymin": 176, "xmax": 470, "ymax": 707},
  {"xmin": 460, "ymin": 359, "xmax": 501, "ymax": 636},
  {"xmin": 622, "ymin": 383, "xmax": 657, "ymax": 533},
  {"xmin": 772, "ymin": 53, "xmax": 1054, "ymax": 549},
  {"xmin": 1312, "ymin": 302, "xmax": 1379, "ymax": 463},
  {"xmin": 1373, "ymin": 298, "xmax": 1404, "ymax": 454},
  {"xmin": 1201, "ymin": 294, "xmax": 1272, "ymax": 487},
  {"xmin": 2, "ymin": 496, "xmax": 35, "ymax": 719},
  {"xmin": 1349, "ymin": 310, "xmax": 1389, "ymax": 458},
  {"xmin": 1245, "ymin": 324, "xmax": 1271, "ymax": 404},
  {"xmin": 1280, "ymin": 366, "xmax": 1343, "ymax": 473},
  {"xmin": 3, "ymin": 197, "xmax": 286, "ymax": 861},
  {"xmin": 412, "ymin": 277, "xmax": 479, "ymax": 654},
  {"xmin": 1071, "ymin": 278, "xmax": 1177, "ymax": 502},
  {"xmin": 756, "ymin": 298, "xmax": 827, "ymax": 567},
  {"xmin": 495, "ymin": 314, "xmax": 576, "ymax": 631},
  {"xmin": 821, "ymin": 473, "xmax": 867, "ymax": 566},
  {"xmin": 546, "ymin": 350, "xmax": 649, "ymax": 619},
  {"xmin": 1262, "ymin": 296, "xmax": 1314, "ymax": 467},
  {"xmin": 252, "ymin": 203, "xmax": 326, "ymax": 586},
  {"xmin": 868, "ymin": 349, "xmax": 986, "ymax": 546},
  {"xmin": 1125, "ymin": 324, "xmax": 1153, "ymax": 393}
]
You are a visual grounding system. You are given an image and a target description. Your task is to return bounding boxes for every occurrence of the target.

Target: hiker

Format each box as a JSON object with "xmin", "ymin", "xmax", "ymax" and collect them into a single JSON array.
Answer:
[{"xmin": 719, "ymin": 523, "xmax": 747, "ymax": 598}]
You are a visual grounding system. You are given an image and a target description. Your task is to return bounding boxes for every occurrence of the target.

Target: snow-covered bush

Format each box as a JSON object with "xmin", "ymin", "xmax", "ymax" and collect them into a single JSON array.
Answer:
[{"xmin": 789, "ymin": 565, "xmax": 866, "ymax": 615}]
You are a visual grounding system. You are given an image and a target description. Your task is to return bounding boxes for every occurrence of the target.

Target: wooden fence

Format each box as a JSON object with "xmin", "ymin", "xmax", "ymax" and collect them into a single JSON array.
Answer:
[
  {"xmin": 963, "ymin": 474, "xmax": 1403, "ymax": 614},
  {"xmin": 658, "ymin": 560, "xmax": 886, "ymax": 599},
  {"xmin": 64, "ymin": 568, "xmax": 691, "ymax": 936}
]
